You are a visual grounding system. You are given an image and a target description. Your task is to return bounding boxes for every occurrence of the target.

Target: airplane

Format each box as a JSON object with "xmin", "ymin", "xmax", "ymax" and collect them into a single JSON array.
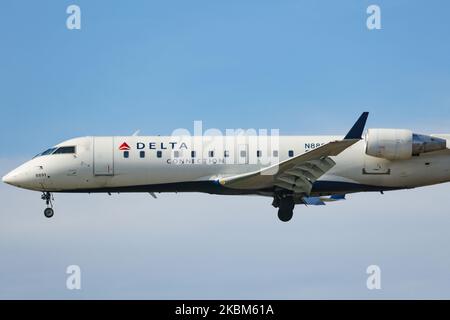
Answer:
[{"xmin": 2, "ymin": 112, "xmax": 450, "ymax": 222}]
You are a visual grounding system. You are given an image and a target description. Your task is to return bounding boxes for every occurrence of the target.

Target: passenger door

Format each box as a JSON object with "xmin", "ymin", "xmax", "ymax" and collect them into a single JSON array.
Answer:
[{"xmin": 93, "ymin": 137, "xmax": 114, "ymax": 175}]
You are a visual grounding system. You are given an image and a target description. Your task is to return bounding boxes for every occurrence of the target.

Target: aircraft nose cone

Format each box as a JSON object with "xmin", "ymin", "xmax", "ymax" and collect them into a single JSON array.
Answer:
[
  {"xmin": 2, "ymin": 170, "xmax": 28, "ymax": 187},
  {"xmin": 2, "ymin": 172, "xmax": 13, "ymax": 185},
  {"xmin": 3, "ymin": 162, "xmax": 45, "ymax": 191}
]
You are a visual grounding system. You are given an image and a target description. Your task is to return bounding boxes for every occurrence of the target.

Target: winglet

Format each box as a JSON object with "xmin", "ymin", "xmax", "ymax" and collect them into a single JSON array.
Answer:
[{"xmin": 344, "ymin": 112, "xmax": 369, "ymax": 140}]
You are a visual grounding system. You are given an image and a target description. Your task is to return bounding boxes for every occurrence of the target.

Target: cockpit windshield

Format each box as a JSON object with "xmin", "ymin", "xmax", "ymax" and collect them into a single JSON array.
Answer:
[
  {"xmin": 33, "ymin": 146, "xmax": 76, "ymax": 158},
  {"xmin": 53, "ymin": 146, "xmax": 76, "ymax": 154},
  {"xmin": 33, "ymin": 147, "xmax": 57, "ymax": 158}
]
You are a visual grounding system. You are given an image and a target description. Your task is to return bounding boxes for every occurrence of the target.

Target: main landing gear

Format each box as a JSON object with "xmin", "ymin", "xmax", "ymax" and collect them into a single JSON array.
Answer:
[
  {"xmin": 41, "ymin": 192, "xmax": 54, "ymax": 218},
  {"xmin": 272, "ymin": 194, "xmax": 295, "ymax": 222}
]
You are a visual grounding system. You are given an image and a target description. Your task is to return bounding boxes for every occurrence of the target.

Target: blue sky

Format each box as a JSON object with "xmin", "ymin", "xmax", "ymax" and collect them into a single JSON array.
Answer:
[
  {"xmin": 1, "ymin": 0, "xmax": 450, "ymax": 299},
  {"xmin": 1, "ymin": 0, "xmax": 450, "ymax": 157}
]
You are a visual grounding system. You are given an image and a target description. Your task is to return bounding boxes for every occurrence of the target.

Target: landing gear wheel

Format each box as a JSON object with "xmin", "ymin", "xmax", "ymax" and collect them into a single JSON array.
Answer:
[
  {"xmin": 277, "ymin": 207, "xmax": 293, "ymax": 222},
  {"xmin": 44, "ymin": 207, "xmax": 54, "ymax": 218},
  {"xmin": 272, "ymin": 197, "xmax": 280, "ymax": 208},
  {"xmin": 41, "ymin": 192, "xmax": 55, "ymax": 218},
  {"xmin": 277, "ymin": 197, "xmax": 295, "ymax": 222}
]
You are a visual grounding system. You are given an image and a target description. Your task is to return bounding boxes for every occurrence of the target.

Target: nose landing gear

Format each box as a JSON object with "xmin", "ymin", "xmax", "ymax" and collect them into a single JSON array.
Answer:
[{"xmin": 41, "ymin": 192, "xmax": 54, "ymax": 218}]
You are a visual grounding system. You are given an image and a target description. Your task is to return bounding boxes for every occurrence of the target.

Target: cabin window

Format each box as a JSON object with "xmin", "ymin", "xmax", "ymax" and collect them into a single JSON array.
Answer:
[
  {"xmin": 123, "ymin": 151, "xmax": 129, "ymax": 158},
  {"xmin": 191, "ymin": 151, "xmax": 196, "ymax": 158},
  {"xmin": 53, "ymin": 146, "xmax": 76, "ymax": 154},
  {"xmin": 139, "ymin": 151, "xmax": 145, "ymax": 158},
  {"xmin": 173, "ymin": 150, "xmax": 179, "ymax": 158},
  {"xmin": 288, "ymin": 150, "xmax": 294, "ymax": 157},
  {"xmin": 273, "ymin": 150, "xmax": 278, "ymax": 157},
  {"xmin": 257, "ymin": 150, "xmax": 262, "ymax": 158},
  {"xmin": 209, "ymin": 151, "xmax": 214, "ymax": 157},
  {"xmin": 240, "ymin": 150, "xmax": 246, "ymax": 157},
  {"xmin": 157, "ymin": 151, "xmax": 162, "ymax": 158},
  {"xmin": 224, "ymin": 150, "xmax": 230, "ymax": 158}
]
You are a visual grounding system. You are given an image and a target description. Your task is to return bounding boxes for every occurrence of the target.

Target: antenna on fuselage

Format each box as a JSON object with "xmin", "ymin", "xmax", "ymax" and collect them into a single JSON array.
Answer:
[{"xmin": 132, "ymin": 130, "xmax": 140, "ymax": 136}]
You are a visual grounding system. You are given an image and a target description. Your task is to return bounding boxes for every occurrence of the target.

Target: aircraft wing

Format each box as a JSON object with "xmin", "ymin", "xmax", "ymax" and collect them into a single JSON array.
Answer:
[{"xmin": 219, "ymin": 112, "xmax": 369, "ymax": 195}]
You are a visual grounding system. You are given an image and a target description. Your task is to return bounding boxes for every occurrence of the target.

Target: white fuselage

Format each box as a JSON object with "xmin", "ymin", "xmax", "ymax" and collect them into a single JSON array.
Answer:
[{"xmin": 3, "ymin": 134, "xmax": 450, "ymax": 196}]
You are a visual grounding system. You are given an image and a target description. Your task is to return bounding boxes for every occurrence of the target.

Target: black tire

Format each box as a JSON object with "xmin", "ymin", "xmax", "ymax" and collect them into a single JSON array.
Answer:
[
  {"xmin": 277, "ymin": 198, "xmax": 294, "ymax": 222},
  {"xmin": 44, "ymin": 208, "xmax": 54, "ymax": 218},
  {"xmin": 272, "ymin": 197, "xmax": 280, "ymax": 208}
]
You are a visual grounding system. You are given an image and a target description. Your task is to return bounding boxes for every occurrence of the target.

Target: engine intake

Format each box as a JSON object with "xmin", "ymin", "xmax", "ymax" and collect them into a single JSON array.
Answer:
[{"xmin": 366, "ymin": 129, "xmax": 447, "ymax": 160}]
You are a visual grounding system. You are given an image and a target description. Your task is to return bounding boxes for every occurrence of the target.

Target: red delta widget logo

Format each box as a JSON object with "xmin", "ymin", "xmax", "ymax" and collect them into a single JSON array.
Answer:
[{"xmin": 119, "ymin": 142, "xmax": 130, "ymax": 151}]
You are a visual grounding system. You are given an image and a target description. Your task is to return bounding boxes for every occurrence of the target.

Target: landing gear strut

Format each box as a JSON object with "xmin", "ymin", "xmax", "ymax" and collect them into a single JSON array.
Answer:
[
  {"xmin": 41, "ymin": 192, "xmax": 54, "ymax": 218},
  {"xmin": 273, "ymin": 194, "xmax": 295, "ymax": 222}
]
